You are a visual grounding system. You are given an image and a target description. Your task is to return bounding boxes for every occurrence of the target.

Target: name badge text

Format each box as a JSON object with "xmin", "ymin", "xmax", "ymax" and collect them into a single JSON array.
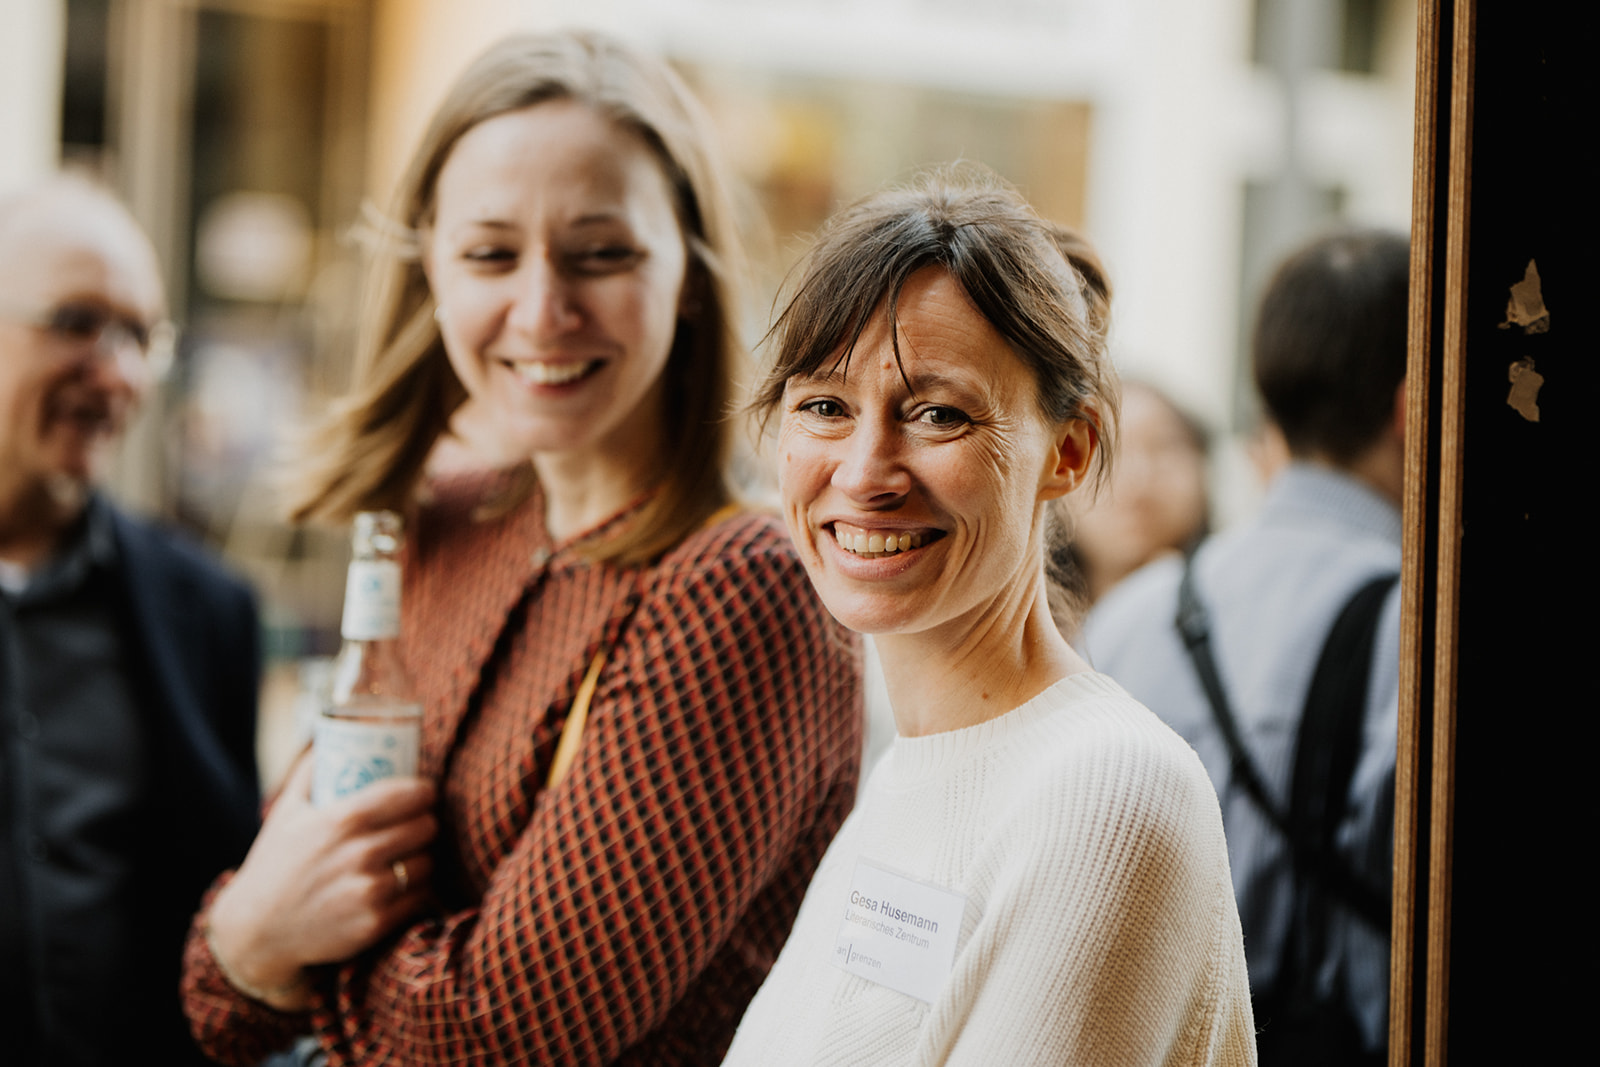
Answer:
[{"xmin": 832, "ymin": 859, "xmax": 966, "ymax": 1003}]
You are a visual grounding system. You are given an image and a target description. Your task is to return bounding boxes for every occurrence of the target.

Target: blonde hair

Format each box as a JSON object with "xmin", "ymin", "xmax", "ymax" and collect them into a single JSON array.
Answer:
[{"xmin": 288, "ymin": 31, "xmax": 745, "ymax": 565}]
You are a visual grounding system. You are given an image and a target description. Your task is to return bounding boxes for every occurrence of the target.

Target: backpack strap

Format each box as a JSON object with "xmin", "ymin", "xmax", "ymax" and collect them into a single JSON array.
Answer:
[
  {"xmin": 1176, "ymin": 556, "xmax": 1288, "ymax": 833},
  {"xmin": 1286, "ymin": 572, "xmax": 1398, "ymax": 933},
  {"xmin": 1175, "ymin": 554, "xmax": 1395, "ymax": 930},
  {"xmin": 1269, "ymin": 570, "xmax": 1397, "ymax": 1052}
]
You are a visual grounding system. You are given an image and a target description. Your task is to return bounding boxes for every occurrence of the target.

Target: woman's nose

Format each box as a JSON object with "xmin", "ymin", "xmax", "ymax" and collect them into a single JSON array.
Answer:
[
  {"xmin": 509, "ymin": 258, "xmax": 583, "ymax": 336},
  {"xmin": 832, "ymin": 417, "xmax": 910, "ymax": 505}
]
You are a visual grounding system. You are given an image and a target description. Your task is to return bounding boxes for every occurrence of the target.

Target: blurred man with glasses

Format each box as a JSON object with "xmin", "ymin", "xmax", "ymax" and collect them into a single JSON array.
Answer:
[{"xmin": 0, "ymin": 175, "xmax": 260, "ymax": 1066}]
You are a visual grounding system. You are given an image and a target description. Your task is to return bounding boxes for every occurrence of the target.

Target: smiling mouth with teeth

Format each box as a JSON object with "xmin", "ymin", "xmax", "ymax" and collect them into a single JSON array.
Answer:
[
  {"xmin": 508, "ymin": 359, "xmax": 600, "ymax": 386},
  {"xmin": 832, "ymin": 524, "xmax": 932, "ymax": 558}
]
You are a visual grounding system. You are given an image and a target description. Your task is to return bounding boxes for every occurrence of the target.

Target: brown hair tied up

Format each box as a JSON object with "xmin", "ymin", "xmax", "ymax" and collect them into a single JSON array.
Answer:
[{"xmin": 751, "ymin": 163, "xmax": 1119, "ymax": 492}]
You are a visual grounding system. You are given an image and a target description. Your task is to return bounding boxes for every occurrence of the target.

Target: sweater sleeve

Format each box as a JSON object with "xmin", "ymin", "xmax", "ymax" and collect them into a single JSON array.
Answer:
[
  {"xmin": 288, "ymin": 523, "xmax": 860, "ymax": 1065},
  {"xmin": 933, "ymin": 718, "xmax": 1256, "ymax": 1067}
]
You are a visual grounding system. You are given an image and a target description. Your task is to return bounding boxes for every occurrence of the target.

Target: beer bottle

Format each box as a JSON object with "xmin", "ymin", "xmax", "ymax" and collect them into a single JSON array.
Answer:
[{"xmin": 312, "ymin": 510, "xmax": 423, "ymax": 805}]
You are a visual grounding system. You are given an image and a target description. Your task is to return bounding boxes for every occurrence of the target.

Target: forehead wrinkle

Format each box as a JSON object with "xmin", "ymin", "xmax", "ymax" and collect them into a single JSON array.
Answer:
[
  {"xmin": 900, "ymin": 369, "xmax": 980, "ymax": 397},
  {"xmin": 792, "ymin": 272, "xmax": 931, "ymax": 393},
  {"xmin": 797, "ymin": 345, "xmax": 984, "ymax": 409},
  {"xmin": 890, "ymin": 310, "xmax": 1010, "ymax": 405},
  {"xmin": 802, "ymin": 313, "xmax": 999, "ymax": 404}
]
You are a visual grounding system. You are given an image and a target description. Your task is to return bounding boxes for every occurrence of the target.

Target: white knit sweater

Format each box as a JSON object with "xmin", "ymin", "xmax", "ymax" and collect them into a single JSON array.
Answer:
[{"xmin": 724, "ymin": 672, "xmax": 1256, "ymax": 1066}]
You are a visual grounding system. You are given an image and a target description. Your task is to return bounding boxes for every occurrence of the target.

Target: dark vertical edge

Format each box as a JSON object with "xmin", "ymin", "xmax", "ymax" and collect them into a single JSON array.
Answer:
[
  {"xmin": 1393, "ymin": 0, "xmax": 1449, "ymax": 1062},
  {"xmin": 1423, "ymin": 0, "xmax": 1476, "ymax": 1064}
]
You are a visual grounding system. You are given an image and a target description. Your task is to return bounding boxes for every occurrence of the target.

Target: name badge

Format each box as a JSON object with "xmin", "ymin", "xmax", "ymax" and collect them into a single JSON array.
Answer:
[{"xmin": 831, "ymin": 859, "xmax": 966, "ymax": 1004}]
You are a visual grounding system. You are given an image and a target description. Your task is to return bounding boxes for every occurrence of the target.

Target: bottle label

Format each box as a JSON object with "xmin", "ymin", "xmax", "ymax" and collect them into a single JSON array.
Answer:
[
  {"xmin": 312, "ymin": 707, "xmax": 422, "ymax": 807},
  {"xmin": 341, "ymin": 560, "xmax": 402, "ymax": 640}
]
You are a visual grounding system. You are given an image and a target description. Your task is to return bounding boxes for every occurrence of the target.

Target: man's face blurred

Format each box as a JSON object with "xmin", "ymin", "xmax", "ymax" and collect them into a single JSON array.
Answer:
[{"xmin": 0, "ymin": 192, "xmax": 165, "ymax": 506}]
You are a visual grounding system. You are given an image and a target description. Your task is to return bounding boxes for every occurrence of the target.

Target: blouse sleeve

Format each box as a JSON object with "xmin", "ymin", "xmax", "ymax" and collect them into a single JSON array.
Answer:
[
  {"xmin": 181, "ymin": 875, "xmax": 313, "ymax": 1065},
  {"xmin": 204, "ymin": 522, "xmax": 862, "ymax": 1066}
]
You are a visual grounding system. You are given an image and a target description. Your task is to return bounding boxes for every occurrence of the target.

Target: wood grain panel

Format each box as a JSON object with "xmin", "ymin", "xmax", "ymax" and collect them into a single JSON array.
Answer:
[{"xmin": 1423, "ymin": 1, "xmax": 1476, "ymax": 1064}]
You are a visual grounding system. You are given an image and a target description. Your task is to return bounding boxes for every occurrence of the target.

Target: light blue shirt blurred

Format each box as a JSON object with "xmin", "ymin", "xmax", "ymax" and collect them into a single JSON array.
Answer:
[{"xmin": 1081, "ymin": 461, "xmax": 1401, "ymax": 1052}]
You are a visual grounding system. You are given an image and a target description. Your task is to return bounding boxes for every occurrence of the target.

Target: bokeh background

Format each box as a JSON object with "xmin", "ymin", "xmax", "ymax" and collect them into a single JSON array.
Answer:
[{"xmin": 0, "ymin": 0, "xmax": 1417, "ymax": 782}]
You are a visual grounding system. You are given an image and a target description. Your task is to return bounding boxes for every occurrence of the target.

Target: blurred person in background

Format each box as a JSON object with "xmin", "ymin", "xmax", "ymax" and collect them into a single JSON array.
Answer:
[
  {"xmin": 1065, "ymin": 378, "xmax": 1210, "ymax": 606},
  {"xmin": 1082, "ymin": 230, "xmax": 1408, "ymax": 1065},
  {"xmin": 0, "ymin": 175, "xmax": 261, "ymax": 1066},
  {"xmin": 181, "ymin": 31, "xmax": 862, "ymax": 1066},
  {"xmin": 1246, "ymin": 416, "xmax": 1291, "ymax": 489},
  {"xmin": 1037, "ymin": 227, "xmax": 1211, "ymax": 621},
  {"xmin": 725, "ymin": 168, "xmax": 1254, "ymax": 1066}
]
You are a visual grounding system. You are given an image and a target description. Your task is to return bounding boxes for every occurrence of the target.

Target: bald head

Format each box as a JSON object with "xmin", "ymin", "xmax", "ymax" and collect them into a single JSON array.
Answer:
[
  {"xmin": 0, "ymin": 176, "xmax": 167, "ymax": 561},
  {"xmin": 0, "ymin": 177, "xmax": 165, "ymax": 312}
]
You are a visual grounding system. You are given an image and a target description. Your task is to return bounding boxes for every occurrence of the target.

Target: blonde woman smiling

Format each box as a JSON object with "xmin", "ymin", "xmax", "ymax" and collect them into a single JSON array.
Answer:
[{"xmin": 182, "ymin": 33, "xmax": 862, "ymax": 1066}]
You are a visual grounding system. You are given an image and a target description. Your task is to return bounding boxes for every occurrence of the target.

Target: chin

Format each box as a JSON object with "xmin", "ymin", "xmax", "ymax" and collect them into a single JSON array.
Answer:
[
  {"xmin": 42, "ymin": 470, "xmax": 92, "ymax": 512},
  {"xmin": 43, "ymin": 441, "xmax": 106, "ymax": 488},
  {"xmin": 812, "ymin": 590, "xmax": 927, "ymax": 638},
  {"xmin": 487, "ymin": 419, "xmax": 583, "ymax": 460}
]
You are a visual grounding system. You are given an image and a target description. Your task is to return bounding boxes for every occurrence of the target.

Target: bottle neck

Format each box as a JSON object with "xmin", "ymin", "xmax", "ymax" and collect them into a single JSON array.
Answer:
[
  {"xmin": 341, "ymin": 558, "xmax": 403, "ymax": 642},
  {"xmin": 333, "ymin": 636, "xmax": 413, "ymax": 706},
  {"xmin": 335, "ymin": 547, "xmax": 410, "ymax": 707}
]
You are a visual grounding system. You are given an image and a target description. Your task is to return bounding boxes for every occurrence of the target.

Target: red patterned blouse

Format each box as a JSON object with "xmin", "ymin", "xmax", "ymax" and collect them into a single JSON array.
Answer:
[{"xmin": 181, "ymin": 478, "xmax": 864, "ymax": 1065}]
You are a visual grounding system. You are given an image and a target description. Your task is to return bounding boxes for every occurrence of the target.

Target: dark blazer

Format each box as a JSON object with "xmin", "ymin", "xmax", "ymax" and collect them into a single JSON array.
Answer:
[{"xmin": 108, "ymin": 502, "xmax": 261, "ymax": 1065}]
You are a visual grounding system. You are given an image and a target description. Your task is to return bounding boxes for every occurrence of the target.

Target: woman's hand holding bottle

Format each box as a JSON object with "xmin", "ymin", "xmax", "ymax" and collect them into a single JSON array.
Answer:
[{"xmin": 204, "ymin": 755, "xmax": 437, "ymax": 1011}]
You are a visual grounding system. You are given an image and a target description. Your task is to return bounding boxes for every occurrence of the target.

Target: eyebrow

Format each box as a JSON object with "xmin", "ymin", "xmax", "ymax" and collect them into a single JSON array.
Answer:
[
  {"xmin": 448, "ymin": 211, "xmax": 629, "ymax": 235},
  {"xmin": 51, "ymin": 293, "xmax": 163, "ymax": 323}
]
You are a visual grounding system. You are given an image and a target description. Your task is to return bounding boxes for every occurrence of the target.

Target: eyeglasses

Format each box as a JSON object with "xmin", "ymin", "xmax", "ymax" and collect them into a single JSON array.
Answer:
[{"xmin": 1, "ymin": 300, "xmax": 177, "ymax": 378}]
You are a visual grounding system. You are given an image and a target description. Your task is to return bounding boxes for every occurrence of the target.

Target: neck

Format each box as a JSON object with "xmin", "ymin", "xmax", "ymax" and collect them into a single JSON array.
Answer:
[
  {"xmin": 1309, "ymin": 437, "xmax": 1405, "ymax": 510},
  {"xmin": 0, "ymin": 475, "xmax": 86, "ymax": 570},
  {"xmin": 874, "ymin": 567, "xmax": 1087, "ymax": 738},
  {"xmin": 532, "ymin": 442, "xmax": 664, "ymax": 544}
]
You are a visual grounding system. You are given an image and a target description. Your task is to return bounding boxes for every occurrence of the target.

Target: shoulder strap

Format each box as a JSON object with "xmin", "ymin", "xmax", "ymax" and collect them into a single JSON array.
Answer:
[
  {"xmin": 1176, "ymin": 554, "xmax": 1288, "ymax": 832},
  {"xmin": 1176, "ymin": 554, "xmax": 1395, "ymax": 931},
  {"xmin": 539, "ymin": 573, "xmax": 645, "ymax": 793},
  {"xmin": 545, "ymin": 649, "xmax": 605, "ymax": 791},
  {"xmin": 1271, "ymin": 571, "xmax": 1397, "ymax": 1022},
  {"xmin": 543, "ymin": 502, "xmax": 746, "ymax": 792},
  {"xmin": 1287, "ymin": 572, "xmax": 1398, "ymax": 933}
]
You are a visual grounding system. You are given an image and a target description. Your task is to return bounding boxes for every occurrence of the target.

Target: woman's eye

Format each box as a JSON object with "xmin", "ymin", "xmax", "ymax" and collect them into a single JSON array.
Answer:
[
  {"xmin": 461, "ymin": 245, "xmax": 516, "ymax": 266},
  {"xmin": 916, "ymin": 405, "xmax": 969, "ymax": 427},
  {"xmin": 570, "ymin": 246, "xmax": 642, "ymax": 273},
  {"xmin": 799, "ymin": 398, "xmax": 846, "ymax": 419}
]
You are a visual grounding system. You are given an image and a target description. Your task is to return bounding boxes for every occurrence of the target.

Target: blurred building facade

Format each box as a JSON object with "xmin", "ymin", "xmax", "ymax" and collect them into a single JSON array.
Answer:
[{"xmin": 4, "ymin": 0, "xmax": 1414, "ymax": 764}]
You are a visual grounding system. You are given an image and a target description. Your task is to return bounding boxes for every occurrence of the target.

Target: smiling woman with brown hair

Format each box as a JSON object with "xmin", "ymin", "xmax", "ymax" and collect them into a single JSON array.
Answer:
[
  {"xmin": 724, "ymin": 168, "xmax": 1255, "ymax": 1066},
  {"xmin": 179, "ymin": 32, "xmax": 862, "ymax": 1066}
]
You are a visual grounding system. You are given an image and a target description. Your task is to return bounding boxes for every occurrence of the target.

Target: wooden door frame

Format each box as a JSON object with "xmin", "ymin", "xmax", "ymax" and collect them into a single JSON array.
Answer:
[{"xmin": 1392, "ymin": 0, "xmax": 1470, "ymax": 1063}]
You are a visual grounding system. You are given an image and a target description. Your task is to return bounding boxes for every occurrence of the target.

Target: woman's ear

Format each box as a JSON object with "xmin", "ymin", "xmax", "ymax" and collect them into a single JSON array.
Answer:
[
  {"xmin": 1038, "ymin": 412, "xmax": 1098, "ymax": 502},
  {"xmin": 418, "ymin": 230, "xmax": 451, "ymax": 329}
]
